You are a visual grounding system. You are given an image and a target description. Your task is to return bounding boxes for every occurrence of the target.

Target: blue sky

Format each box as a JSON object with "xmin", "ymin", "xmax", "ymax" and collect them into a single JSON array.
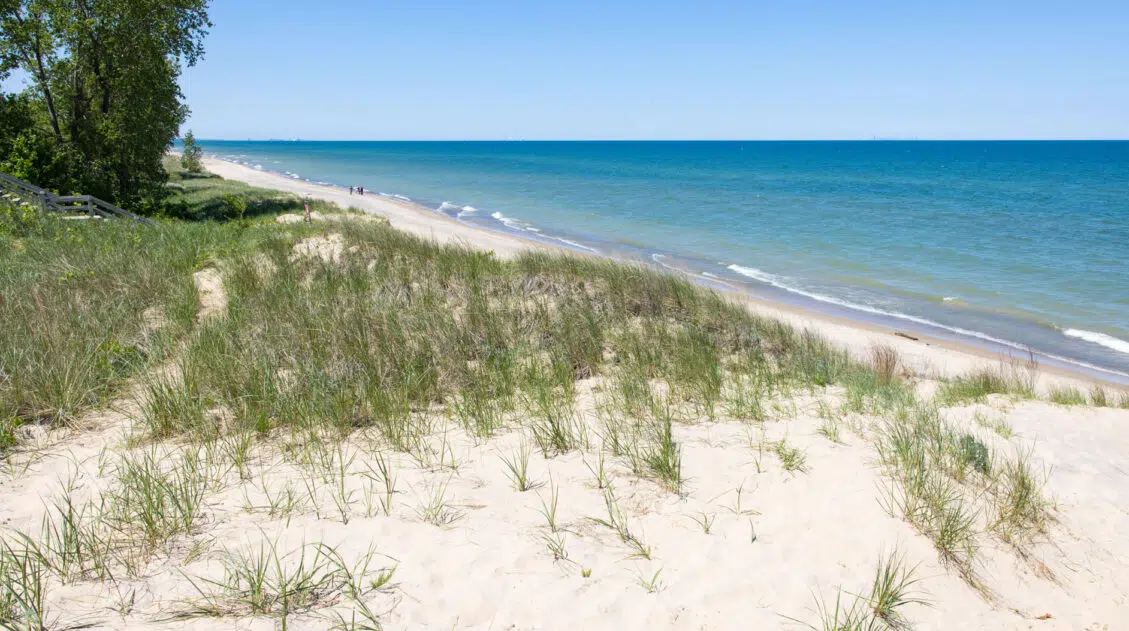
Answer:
[{"xmin": 47, "ymin": 1, "xmax": 1129, "ymax": 139}]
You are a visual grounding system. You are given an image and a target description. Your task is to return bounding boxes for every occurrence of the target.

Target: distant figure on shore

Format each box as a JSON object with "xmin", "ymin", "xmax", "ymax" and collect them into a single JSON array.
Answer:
[
  {"xmin": 358, "ymin": 186, "xmax": 365, "ymax": 196},
  {"xmin": 349, "ymin": 186, "xmax": 354, "ymax": 195}
]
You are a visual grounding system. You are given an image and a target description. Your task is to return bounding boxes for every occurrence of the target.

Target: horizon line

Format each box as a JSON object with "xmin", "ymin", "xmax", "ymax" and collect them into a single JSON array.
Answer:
[{"xmin": 189, "ymin": 137, "xmax": 1129, "ymax": 142}]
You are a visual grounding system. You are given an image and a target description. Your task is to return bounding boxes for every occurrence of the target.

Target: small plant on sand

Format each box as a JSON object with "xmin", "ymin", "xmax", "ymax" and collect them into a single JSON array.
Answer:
[
  {"xmin": 817, "ymin": 416, "xmax": 844, "ymax": 445},
  {"xmin": 328, "ymin": 443, "xmax": 358, "ymax": 524},
  {"xmin": 692, "ymin": 512, "xmax": 716, "ymax": 535},
  {"xmin": 541, "ymin": 532, "xmax": 569, "ymax": 562},
  {"xmin": 774, "ymin": 437, "xmax": 809, "ymax": 475},
  {"xmin": 745, "ymin": 426, "xmax": 769, "ymax": 473},
  {"xmin": 866, "ymin": 549, "xmax": 928, "ymax": 627},
  {"xmin": 583, "ymin": 452, "xmax": 611, "ymax": 489},
  {"xmin": 1, "ymin": 540, "xmax": 51, "ymax": 631},
  {"xmin": 414, "ymin": 477, "xmax": 461, "ymax": 527},
  {"xmin": 581, "ymin": 567, "xmax": 593, "ymax": 579},
  {"xmin": 956, "ymin": 434, "xmax": 991, "ymax": 477},
  {"xmin": 184, "ymin": 537, "xmax": 216, "ymax": 564},
  {"xmin": 591, "ymin": 487, "xmax": 651, "ymax": 560},
  {"xmin": 636, "ymin": 568, "xmax": 664, "ymax": 594},
  {"xmin": 973, "ymin": 412, "xmax": 1014, "ymax": 439},
  {"xmin": 369, "ymin": 565, "xmax": 397, "ymax": 591},
  {"xmin": 501, "ymin": 443, "xmax": 539, "ymax": 492},
  {"xmin": 537, "ymin": 479, "xmax": 562, "ymax": 533},
  {"xmin": 721, "ymin": 482, "xmax": 759, "ymax": 517},
  {"xmin": 362, "ymin": 452, "xmax": 398, "ymax": 516},
  {"xmin": 784, "ymin": 587, "xmax": 872, "ymax": 631},
  {"xmin": 642, "ymin": 409, "xmax": 683, "ymax": 494},
  {"xmin": 784, "ymin": 550, "xmax": 927, "ymax": 631}
]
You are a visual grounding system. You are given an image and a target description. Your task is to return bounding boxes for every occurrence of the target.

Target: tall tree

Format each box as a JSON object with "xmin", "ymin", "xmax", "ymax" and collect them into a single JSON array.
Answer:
[{"xmin": 0, "ymin": 0, "xmax": 210, "ymax": 210}]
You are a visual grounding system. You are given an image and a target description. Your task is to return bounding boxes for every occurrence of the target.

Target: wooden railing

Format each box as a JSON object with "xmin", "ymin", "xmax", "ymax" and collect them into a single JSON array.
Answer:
[{"xmin": 0, "ymin": 171, "xmax": 155, "ymax": 226}]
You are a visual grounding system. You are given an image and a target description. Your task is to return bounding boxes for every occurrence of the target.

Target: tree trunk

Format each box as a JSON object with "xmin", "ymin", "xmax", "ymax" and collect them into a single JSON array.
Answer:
[{"xmin": 31, "ymin": 31, "xmax": 63, "ymax": 142}]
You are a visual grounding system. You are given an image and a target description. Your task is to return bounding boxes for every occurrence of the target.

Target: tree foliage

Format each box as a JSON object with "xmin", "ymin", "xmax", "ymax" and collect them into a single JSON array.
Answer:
[
  {"xmin": 0, "ymin": 0, "xmax": 210, "ymax": 211},
  {"xmin": 180, "ymin": 129, "xmax": 203, "ymax": 173}
]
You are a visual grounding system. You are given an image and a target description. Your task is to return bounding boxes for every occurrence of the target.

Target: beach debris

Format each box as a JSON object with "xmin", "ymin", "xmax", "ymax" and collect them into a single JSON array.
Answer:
[{"xmin": 894, "ymin": 331, "xmax": 920, "ymax": 342}]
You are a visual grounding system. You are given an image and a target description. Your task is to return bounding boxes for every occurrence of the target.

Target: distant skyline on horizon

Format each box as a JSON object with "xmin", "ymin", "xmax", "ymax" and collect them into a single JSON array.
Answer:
[{"xmin": 13, "ymin": 1, "xmax": 1128, "ymax": 141}]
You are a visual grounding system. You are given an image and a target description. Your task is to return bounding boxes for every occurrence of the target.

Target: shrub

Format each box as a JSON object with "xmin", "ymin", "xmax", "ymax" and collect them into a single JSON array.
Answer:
[{"xmin": 957, "ymin": 434, "xmax": 991, "ymax": 476}]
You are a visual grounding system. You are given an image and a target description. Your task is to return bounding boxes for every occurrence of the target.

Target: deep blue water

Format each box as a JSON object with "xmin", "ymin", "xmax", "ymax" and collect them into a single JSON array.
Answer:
[{"xmin": 196, "ymin": 140, "xmax": 1129, "ymax": 380}]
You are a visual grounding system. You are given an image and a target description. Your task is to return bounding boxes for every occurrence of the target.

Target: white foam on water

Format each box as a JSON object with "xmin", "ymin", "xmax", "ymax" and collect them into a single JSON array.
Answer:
[
  {"xmin": 727, "ymin": 264, "xmax": 1035, "ymax": 350},
  {"xmin": 725, "ymin": 264, "xmax": 1129, "ymax": 378},
  {"xmin": 393, "ymin": 194, "xmax": 411, "ymax": 201},
  {"xmin": 552, "ymin": 237, "xmax": 597, "ymax": 252},
  {"xmin": 457, "ymin": 205, "xmax": 478, "ymax": 218},
  {"xmin": 485, "ymin": 212, "xmax": 593, "ymax": 251},
  {"xmin": 652, "ymin": 253, "xmax": 677, "ymax": 271},
  {"xmin": 943, "ymin": 296, "xmax": 957, "ymax": 302},
  {"xmin": 1063, "ymin": 329, "xmax": 1129, "ymax": 356},
  {"xmin": 491, "ymin": 211, "xmax": 536, "ymax": 232}
]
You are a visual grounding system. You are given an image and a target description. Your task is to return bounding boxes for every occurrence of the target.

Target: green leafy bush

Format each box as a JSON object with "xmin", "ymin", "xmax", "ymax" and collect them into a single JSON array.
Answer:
[{"xmin": 958, "ymin": 434, "xmax": 991, "ymax": 476}]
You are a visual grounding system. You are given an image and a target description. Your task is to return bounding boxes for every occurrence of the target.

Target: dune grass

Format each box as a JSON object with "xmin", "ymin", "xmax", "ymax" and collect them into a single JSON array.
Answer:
[
  {"xmin": 935, "ymin": 364, "xmax": 1036, "ymax": 406},
  {"xmin": 0, "ymin": 210, "xmax": 245, "ymax": 453},
  {"xmin": 132, "ymin": 216, "xmax": 882, "ymax": 474},
  {"xmin": 785, "ymin": 549, "xmax": 928, "ymax": 631}
]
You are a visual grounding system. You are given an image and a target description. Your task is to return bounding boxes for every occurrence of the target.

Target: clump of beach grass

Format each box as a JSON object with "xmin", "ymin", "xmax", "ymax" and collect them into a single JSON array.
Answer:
[
  {"xmin": 413, "ymin": 477, "xmax": 461, "ymax": 527},
  {"xmin": 177, "ymin": 536, "xmax": 383, "ymax": 627},
  {"xmin": 0, "ymin": 538, "xmax": 52, "ymax": 630},
  {"xmin": 784, "ymin": 549, "xmax": 928, "ymax": 631},
  {"xmin": 990, "ymin": 448, "xmax": 1052, "ymax": 544},
  {"xmin": 1048, "ymin": 385, "xmax": 1086, "ymax": 406},
  {"xmin": 773, "ymin": 437, "xmax": 809, "ymax": 475},
  {"xmin": 501, "ymin": 443, "xmax": 538, "ymax": 492},
  {"xmin": 591, "ymin": 487, "xmax": 652, "ymax": 560},
  {"xmin": 871, "ymin": 344, "xmax": 901, "ymax": 386},
  {"xmin": 936, "ymin": 364, "xmax": 1034, "ymax": 406}
]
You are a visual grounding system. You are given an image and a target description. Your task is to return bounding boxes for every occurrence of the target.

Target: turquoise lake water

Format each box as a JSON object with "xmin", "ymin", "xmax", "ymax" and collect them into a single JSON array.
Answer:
[{"xmin": 196, "ymin": 140, "xmax": 1129, "ymax": 380}]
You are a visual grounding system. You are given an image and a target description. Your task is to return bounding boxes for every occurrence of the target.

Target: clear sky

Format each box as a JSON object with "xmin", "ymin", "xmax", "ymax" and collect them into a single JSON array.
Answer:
[{"xmin": 183, "ymin": 1, "xmax": 1126, "ymax": 139}]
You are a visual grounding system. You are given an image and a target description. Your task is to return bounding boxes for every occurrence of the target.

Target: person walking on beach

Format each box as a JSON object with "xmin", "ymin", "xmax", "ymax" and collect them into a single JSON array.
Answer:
[
  {"xmin": 349, "ymin": 186, "xmax": 354, "ymax": 195},
  {"xmin": 358, "ymin": 185, "xmax": 365, "ymax": 196}
]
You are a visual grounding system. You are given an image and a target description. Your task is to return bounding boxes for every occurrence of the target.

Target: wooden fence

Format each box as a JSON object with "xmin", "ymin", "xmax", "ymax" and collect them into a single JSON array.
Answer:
[{"xmin": 0, "ymin": 171, "xmax": 155, "ymax": 226}]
